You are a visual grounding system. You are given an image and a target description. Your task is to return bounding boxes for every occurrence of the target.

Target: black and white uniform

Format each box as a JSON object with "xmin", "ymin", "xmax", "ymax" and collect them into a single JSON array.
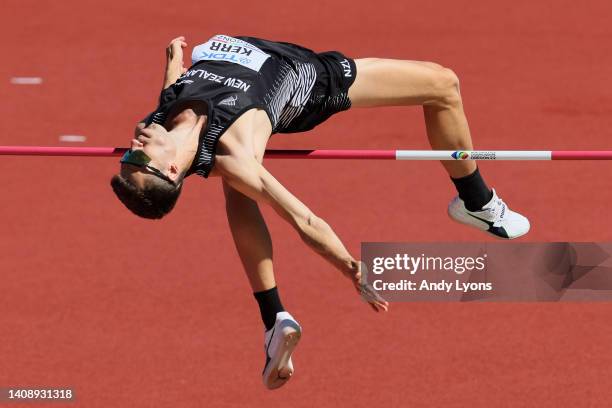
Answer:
[{"xmin": 145, "ymin": 34, "xmax": 357, "ymax": 178}]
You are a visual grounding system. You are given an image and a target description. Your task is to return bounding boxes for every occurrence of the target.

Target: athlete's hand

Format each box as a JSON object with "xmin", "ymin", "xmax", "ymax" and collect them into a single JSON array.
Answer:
[
  {"xmin": 166, "ymin": 36, "xmax": 188, "ymax": 74},
  {"xmin": 349, "ymin": 262, "xmax": 389, "ymax": 312}
]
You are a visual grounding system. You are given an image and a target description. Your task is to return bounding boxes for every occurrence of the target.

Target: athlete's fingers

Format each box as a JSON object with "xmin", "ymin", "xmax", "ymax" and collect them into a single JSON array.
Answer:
[
  {"xmin": 170, "ymin": 42, "xmax": 185, "ymax": 51},
  {"xmin": 360, "ymin": 282, "xmax": 387, "ymax": 304},
  {"xmin": 353, "ymin": 261, "xmax": 389, "ymax": 312},
  {"xmin": 167, "ymin": 37, "xmax": 187, "ymax": 59},
  {"xmin": 357, "ymin": 282, "xmax": 389, "ymax": 312},
  {"xmin": 371, "ymin": 298, "xmax": 388, "ymax": 312},
  {"xmin": 168, "ymin": 36, "xmax": 185, "ymax": 45},
  {"xmin": 354, "ymin": 283, "xmax": 375, "ymax": 311},
  {"xmin": 376, "ymin": 300, "xmax": 389, "ymax": 312}
]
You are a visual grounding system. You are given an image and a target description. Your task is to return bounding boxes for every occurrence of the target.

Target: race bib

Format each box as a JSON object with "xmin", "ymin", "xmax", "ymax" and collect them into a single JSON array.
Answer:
[{"xmin": 191, "ymin": 34, "xmax": 271, "ymax": 72}]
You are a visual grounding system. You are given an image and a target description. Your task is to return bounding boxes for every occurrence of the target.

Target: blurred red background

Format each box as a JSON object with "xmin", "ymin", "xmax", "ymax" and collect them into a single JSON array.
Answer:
[{"xmin": 1, "ymin": 1, "xmax": 612, "ymax": 406}]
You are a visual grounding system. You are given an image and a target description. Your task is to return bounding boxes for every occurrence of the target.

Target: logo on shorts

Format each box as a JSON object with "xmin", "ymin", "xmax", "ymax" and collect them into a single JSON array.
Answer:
[
  {"xmin": 219, "ymin": 95, "xmax": 238, "ymax": 107},
  {"xmin": 452, "ymin": 151, "xmax": 470, "ymax": 160},
  {"xmin": 340, "ymin": 59, "xmax": 352, "ymax": 78}
]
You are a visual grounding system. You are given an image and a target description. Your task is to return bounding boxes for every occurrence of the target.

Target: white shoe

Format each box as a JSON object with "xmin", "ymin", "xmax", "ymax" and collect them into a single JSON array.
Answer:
[
  {"xmin": 262, "ymin": 311, "xmax": 302, "ymax": 390},
  {"xmin": 448, "ymin": 189, "xmax": 530, "ymax": 239}
]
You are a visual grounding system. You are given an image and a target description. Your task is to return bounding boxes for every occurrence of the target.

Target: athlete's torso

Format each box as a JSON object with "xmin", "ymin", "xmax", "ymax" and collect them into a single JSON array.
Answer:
[{"xmin": 148, "ymin": 34, "xmax": 333, "ymax": 178}]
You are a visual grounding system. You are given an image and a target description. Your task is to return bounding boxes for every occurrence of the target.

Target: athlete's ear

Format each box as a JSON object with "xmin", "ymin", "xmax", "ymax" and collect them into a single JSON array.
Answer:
[{"xmin": 168, "ymin": 163, "xmax": 181, "ymax": 182}]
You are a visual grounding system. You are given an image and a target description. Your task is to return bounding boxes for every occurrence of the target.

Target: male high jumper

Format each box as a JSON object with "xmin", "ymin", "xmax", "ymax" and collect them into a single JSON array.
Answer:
[{"xmin": 111, "ymin": 35, "xmax": 529, "ymax": 389}]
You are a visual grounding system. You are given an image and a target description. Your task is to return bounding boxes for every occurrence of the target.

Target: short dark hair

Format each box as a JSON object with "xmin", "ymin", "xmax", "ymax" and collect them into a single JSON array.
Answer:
[{"xmin": 110, "ymin": 174, "xmax": 183, "ymax": 219}]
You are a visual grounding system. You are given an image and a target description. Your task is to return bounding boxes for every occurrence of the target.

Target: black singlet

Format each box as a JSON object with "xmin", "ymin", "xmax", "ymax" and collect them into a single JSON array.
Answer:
[{"xmin": 146, "ymin": 34, "xmax": 357, "ymax": 178}]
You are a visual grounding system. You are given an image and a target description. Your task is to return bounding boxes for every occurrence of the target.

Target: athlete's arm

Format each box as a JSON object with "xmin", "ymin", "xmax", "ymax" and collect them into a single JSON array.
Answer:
[
  {"xmin": 215, "ymin": 150, "xmax": 388, "ymax": 312},
  {"xmin": 163, "ymin": 36, "xmax": 188, "ymax": 89},
  {"xmin": 131, "ymin": 38, "xmax": 186, "ymax": 132}
]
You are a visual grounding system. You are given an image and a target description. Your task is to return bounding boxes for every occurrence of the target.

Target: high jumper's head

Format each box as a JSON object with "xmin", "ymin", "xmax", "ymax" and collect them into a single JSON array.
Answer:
[{"xmin": 111, "ymin": 124, "xmax": 185, "ymax": 219}]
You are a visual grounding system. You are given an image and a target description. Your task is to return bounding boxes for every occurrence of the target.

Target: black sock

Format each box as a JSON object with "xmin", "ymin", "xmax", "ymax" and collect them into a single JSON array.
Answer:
[
  {"xmin": 253, "ymin": 287, "xmax": 285, "ymax": 331},
  {"xmin": 451, "ymin": 168, "xmax": 493, "ymax": 211}
]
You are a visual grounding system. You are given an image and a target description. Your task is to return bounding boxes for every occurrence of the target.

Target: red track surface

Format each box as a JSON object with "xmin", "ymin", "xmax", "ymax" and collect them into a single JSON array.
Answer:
[{"xmin": 2, "ymin": 1, "xmax": 612, "ymax": 406}]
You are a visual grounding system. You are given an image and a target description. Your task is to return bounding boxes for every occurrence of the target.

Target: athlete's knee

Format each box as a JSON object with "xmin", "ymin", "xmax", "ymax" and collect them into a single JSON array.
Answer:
[
  {"xmin": 428, "ymin": 67, "xmax": 462, "ymax": 108},
  {"xmin": 417, "ymin": 61, "xmax": 445, "ymax": 70}
]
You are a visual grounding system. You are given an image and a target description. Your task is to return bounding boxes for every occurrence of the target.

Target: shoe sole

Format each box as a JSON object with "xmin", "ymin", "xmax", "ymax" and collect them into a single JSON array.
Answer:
[{"xmin": 263, "ymin": 322, "xmax": 302, "ymax": 390}]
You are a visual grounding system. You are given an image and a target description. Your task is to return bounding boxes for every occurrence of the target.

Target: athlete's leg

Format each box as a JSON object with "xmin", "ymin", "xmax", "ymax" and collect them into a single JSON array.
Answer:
[
  {"xmin": 223, "ymin": 180, "xmax": 275, "ymax": 292},
  {"xmin": 348, "ymin": 58, "xmax": 475, "ymax": 178},
  {"xmin": 347, "ymin": 58, "xmax": 529, "ymax": 239},
  {"xmin": 220, "ymin": 115, "xmax": 278, "ymax": 292},
  {"xmin": 222, "ymin": 180, "xmax": 301, "ymax": 389}
]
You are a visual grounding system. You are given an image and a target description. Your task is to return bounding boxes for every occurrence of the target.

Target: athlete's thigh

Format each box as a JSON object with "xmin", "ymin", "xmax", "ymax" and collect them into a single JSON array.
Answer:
[{"xmin": 347, "ymin": 58, "xmax": 450, "ymax": 108}]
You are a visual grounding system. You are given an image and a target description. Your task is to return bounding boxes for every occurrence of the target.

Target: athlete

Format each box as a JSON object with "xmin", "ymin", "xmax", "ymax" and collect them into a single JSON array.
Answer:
[{"xmin": 111, "ymin": 35, "xmax": 530, "ymax": 389}]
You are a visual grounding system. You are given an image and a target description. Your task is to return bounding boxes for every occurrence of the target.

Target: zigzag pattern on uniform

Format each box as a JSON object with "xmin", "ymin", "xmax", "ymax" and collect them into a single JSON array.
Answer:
[
  {"xmin": 151, "ymin": 112, "xmax": 167, "ymax": 125},
  {"xmin": 322, "ymin": 92, "xmax": 351, "ymax": 113},
  {"xmin": 196, "ymin": 123, "xmax": 223, "ymax": 177},
  {"xmin": 263, "ymin": 60, "xmax": 317, "ymax": 131}
]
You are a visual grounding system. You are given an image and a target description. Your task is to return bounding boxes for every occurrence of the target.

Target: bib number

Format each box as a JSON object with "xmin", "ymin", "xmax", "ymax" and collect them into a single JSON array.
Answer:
[{"xmin": 192, "ymin": 34, "xmax": 270, "ymax": 72}]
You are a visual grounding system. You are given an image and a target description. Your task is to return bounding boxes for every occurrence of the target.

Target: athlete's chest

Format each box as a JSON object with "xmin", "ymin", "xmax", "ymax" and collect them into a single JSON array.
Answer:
[{"xmin": 218, "ymin": 108, "xmax": 272, "ymax": 161}]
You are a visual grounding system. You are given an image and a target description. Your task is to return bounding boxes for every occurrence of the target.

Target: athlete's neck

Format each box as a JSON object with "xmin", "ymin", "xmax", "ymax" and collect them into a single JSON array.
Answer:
[{"xmin": 167, "ymin": 104, "xmax": 208, "ymax": 173}]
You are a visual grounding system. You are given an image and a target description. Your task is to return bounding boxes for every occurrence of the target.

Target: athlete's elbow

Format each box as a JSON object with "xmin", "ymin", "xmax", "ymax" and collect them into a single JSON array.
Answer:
[{"xmin": 217, "ymin": 156, "xmax": 266, "ymax": 200}]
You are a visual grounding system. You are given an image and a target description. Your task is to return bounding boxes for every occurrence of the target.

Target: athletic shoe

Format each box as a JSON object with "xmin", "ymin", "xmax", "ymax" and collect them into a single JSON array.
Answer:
[
  {"xmin": 448, "ymin": 189, "xmax": 530, "ymax": 239},
  {"xmin": 262, "ymin": 311, "xmax": 302, "ymax": 390}
]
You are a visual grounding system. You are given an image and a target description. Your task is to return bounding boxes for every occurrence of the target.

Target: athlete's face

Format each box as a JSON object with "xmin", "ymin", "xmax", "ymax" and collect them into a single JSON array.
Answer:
[{"xmin": 120, "ymin": 124, "xmax": 180, "ymax": 188}]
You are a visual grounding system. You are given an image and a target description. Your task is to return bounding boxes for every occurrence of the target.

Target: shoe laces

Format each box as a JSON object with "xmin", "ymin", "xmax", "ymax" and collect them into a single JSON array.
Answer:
[{"xmin": 485, "ymin": 197, "xmax": 506, "ymax": 223}]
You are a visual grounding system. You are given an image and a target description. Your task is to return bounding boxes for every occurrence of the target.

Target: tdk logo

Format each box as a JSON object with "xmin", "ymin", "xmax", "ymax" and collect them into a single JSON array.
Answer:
[{"xmin": 452, "ymin": 151, "xmax": 470, "ymax": 160}]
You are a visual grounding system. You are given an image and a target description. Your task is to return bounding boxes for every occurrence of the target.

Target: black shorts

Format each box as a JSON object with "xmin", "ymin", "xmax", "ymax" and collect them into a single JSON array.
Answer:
[{"xmin": 275, "ymin": 51, "xmax": 357, "ymax": 134}]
